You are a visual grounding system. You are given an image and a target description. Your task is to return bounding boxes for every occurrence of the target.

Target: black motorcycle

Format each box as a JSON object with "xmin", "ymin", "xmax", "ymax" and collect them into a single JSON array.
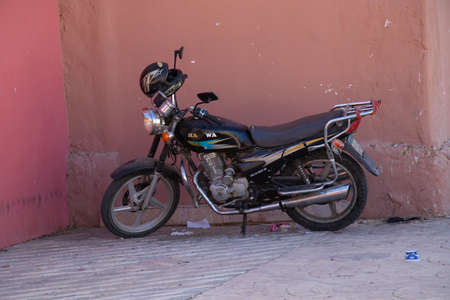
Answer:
[{"xmin": 101, "ymin": 47, "xmax": 382, "ymax": 237}]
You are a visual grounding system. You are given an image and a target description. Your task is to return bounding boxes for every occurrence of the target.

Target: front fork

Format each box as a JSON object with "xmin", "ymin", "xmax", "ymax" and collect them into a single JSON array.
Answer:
[
  {"xmin": 147, "ymin": 133, "xmax": 199, "ymax": 207},
  {"xmin": 140, "ymin": 135, "xmax": 166, "ymax": 209},
  {"xmin": 147, "ymin": 134, "xmax": 161, "ymax": 158},
  {"xmin": 141, "ymin": 171, "xmax": 161, "ymax": 209},
  {"xmin": 147, "ymin": 134, "xmax": 169, "ymax": 172}
]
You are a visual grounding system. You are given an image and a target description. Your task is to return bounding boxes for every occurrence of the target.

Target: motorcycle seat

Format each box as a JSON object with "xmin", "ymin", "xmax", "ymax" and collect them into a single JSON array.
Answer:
[{"xmin": 249, "ymin": 110, "xmax": 344, "ymax": 148}]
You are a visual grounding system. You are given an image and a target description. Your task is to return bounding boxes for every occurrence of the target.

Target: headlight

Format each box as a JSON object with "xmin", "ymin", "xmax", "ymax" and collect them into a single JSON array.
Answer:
[{"xmin": 142, "ymin": 108, "xmax": 165, "ymax": 134}]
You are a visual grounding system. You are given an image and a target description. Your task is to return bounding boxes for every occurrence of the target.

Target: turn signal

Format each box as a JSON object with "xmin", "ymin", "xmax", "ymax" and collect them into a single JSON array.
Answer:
[
  {"xmin": 332, "ymin": 139, "xmax": 345, "ymax": 150},
  {"xmin": 162, "ymin": 131, "xmax": 173, "ymax": 143}
]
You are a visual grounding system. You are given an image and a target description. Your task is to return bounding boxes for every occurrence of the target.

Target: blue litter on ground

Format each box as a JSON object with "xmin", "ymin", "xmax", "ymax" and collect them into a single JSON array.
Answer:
[{"xmin": 405, "ymin": 250, "xmax": 420, "ymax": 261}]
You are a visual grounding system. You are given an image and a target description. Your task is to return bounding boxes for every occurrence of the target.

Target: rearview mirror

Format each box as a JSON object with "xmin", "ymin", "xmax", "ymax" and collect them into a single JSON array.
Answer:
[{"xmin": 197, "ymin": 92, "xmax": 218, "ymax": 103}]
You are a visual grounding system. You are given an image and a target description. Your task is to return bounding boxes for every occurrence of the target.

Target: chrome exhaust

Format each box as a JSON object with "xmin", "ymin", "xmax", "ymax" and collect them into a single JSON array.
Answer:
[
  {"xmin": 180, "ymin": 159, "xmax": 197, "ymax": 207},
  {"xmin": 193, "ymin": 171, "xmax": 350, "ymax": 215},
  {"xmin": 281, "ymin": 184, "xmax": 349, "ymax": 209},
  {"xmin": 244, "ymin": 184, "xmax": 350, "ymax": 213}
]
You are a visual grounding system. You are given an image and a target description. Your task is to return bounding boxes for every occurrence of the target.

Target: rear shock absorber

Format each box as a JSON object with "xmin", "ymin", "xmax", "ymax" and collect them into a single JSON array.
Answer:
[{"xmin": 296, "ymin": 165, "xmax": 311, "ymax": 185}]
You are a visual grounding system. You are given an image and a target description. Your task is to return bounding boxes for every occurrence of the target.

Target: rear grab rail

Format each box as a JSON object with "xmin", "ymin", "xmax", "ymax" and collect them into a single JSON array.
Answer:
[
  {"xmin": 304, "ymin": 100, "xmax": 381, "ymax": 192},
  {"xmin": 309, "ymin": 99, "xmax": 382, "ymax": 151}
]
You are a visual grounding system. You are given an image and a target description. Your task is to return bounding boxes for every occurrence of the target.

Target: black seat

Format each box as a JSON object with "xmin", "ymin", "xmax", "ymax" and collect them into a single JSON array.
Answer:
[{"xmin": 249, "ymin": 110, "xmax": 344, "ymax": 148}]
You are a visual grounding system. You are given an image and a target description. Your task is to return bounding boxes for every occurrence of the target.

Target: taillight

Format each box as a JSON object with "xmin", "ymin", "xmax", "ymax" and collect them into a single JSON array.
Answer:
[{"xmin": 347, "ymin": 119, "xmax": 361, "ymax": 134}]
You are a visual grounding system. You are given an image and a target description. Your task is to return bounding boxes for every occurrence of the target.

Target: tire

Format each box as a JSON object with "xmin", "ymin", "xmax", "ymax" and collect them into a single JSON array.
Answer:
[
  {"xmin": 101, "ymin": 171, "xmax": 180, "ymax": 238},
  {"xmin": 283, "ymin": 150, "xmax": 368, "ymax": 231}
]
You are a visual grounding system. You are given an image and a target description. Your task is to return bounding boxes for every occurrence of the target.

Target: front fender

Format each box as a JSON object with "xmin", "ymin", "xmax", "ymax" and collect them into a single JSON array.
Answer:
[{"xmin": 110, "ymin": 157, "xmax": 181, "ymax": 182}]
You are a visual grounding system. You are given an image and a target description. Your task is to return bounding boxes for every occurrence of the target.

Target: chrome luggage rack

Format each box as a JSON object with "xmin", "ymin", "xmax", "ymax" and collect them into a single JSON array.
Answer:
[
  {"xmin": 326, "ymin": 99, "xmax": 381, "ymax": 143},
  {"xmin": 288, "ymin": 99, "xmax": 382, "ymax": 195},
  {"xmin": 332, "ymin": 100, "xmax": 381, "ymax": 116},
  {"xmin": 307, "ymin": 100, "xmax": 381, "ymax": 151}
]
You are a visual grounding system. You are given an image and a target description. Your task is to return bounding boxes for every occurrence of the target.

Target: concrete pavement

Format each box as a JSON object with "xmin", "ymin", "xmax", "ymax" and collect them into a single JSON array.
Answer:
[
  {"xmin": 195, "ymin": 218, "xmax": 450, "ymax": 299},
  {"xmin": 0, "ymin": 218, "xmax": 449, "ymax": 299}
]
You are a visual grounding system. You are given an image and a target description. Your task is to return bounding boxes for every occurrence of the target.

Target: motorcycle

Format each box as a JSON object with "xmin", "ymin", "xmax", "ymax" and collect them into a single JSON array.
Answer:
[{"xmin": 101, "ymin": 46, "xmax": 382, "ymax": 237}]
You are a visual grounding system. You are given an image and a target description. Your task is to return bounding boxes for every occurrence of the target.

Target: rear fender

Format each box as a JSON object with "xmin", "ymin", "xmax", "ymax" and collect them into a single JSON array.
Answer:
[
  {"xmin": 111, "ymin": 157, "xmax": 181, "ymax": 182},
  {"xmin": 343, "ymin": 135, "xmax": 380, "ymax": 176}
]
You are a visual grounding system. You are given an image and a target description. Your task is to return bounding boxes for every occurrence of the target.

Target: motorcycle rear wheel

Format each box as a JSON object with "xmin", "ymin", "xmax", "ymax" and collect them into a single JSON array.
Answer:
[
  {"xmin": 283, "ymin": 151, "xmax": 368, "ymax": 231},
  {"xmin": 101, "ymin": 172, "xmax": 179, "ymax": 238}
]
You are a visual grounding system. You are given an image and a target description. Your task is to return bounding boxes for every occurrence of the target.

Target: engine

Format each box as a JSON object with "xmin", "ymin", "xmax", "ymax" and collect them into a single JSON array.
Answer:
[{"xmin": 198, "ymin": 153, "xmax": 249, "ymax": 203}]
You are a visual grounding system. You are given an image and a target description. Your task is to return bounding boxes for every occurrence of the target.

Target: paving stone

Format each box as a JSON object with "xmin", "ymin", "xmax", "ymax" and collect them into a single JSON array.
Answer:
[{"xmin": 1, "ymin": 219, "xmax": 449, "ymax": 299}]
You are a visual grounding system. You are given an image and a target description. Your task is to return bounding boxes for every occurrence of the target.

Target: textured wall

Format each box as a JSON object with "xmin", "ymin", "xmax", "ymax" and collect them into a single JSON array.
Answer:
[
  {"xmin": 0, "ymin": 0, "xmax": 69, "ymax": 248},
  {"xmin": 59, "ymin": 0, "xmax": 449, "ymax": 226},
  {"xmin": 425, "ymin": 0, "xmax": 450, "ymax": 146}
]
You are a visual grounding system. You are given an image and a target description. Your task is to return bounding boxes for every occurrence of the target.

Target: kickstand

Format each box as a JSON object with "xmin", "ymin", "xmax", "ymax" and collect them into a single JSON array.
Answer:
[{"xmin": 241, "ymin": 213, "xmax": 248, "ymax": 236}]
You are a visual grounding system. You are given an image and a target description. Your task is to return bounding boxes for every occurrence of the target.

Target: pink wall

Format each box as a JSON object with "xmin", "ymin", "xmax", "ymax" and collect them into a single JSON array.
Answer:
[
  {"xmin": 426, "ymin": 0, "xmax": 450, "ymax": 146},
  {"xmin": 0, "ymin": 1, "xmax": 69, "ymax": 248},
  {"xmin": 59, "ymin": 0, "xmax": 449, "ymax": 225}
]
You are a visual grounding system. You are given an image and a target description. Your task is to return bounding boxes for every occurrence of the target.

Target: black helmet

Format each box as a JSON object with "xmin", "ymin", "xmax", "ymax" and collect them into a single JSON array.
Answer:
[{"xmin": 140, "ymin": 62, "xmax": 186, "ymax": 97}]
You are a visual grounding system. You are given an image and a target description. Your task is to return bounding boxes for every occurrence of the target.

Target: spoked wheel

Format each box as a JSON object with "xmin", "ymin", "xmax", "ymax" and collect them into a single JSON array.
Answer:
[
  {"xmin": 101, "ymin": 172, "xmax": 179, "ymax": 238},
  {"xmin": 283, "ymin": 151, "xmax": 368, "ymax": 231}
]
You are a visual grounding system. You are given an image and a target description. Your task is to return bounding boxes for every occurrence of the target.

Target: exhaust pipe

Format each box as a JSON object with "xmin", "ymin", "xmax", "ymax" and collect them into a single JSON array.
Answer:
[
  {"xmin": 244, "ymin": 184, "xmax": 350, "ymax": 213},
  {"xmin": 193, "ymin": 171, "xmax": 350, "ymax": 215},
  {"xmin": 281, "ymin": 184, "xmax": 349, "ymax": 209},
  {"xmin": 180, "ymin": 159, "xmax": 198, "ymax": 207}
]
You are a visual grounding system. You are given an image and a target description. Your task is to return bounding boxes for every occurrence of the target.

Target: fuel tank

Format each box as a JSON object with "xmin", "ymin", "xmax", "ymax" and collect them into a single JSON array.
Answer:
[{"xmin": 175, "ymin": 114, "xmax": 254, "ymax": 152}]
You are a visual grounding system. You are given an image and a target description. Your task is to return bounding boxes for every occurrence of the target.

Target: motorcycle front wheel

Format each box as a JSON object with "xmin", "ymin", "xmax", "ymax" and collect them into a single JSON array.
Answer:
[
  {"xmin": 283, "ymin": 151, "xmax": 368, "ymax": 231},
  {"xmin": 101, "ymin": 172, "xmax": 179, "ymax": 238}
]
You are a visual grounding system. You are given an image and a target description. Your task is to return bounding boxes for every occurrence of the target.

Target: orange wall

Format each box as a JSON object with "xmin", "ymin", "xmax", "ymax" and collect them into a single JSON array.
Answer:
[
  {"xmin": 0, "ymin": 1, "xmax": 69, "ymax": 248},
  {"xmin": 59, "ymin": 0, "xmax": 449, "ymax": 225}
]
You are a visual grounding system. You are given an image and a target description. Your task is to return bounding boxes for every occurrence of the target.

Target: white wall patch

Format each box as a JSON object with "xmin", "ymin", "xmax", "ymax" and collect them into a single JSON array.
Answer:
[{"xmin": 384, "ymin": 19, "xmax": 392, "ymax": 28}]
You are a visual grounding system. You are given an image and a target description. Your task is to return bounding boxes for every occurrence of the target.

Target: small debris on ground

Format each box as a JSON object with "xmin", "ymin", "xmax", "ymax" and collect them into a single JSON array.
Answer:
[
  {"xmin": 293, "ymin": 223, "xmax": 304, "ymax": 230},
  {"xmin": 170, "ymin": 231, "xmax": 194, "ymax": 236},
  {"xmin": 386, "ymin": 217, "xmax": 420, "ymax": 224},
  {"xmin": 269, "ymin": 222, "xmax": 291, "ymax": 232},
  {"xmin": 405, "ymin": 250, "xmax": 420, "ymax": 261},
  {"xmin": 187, "ymin": 218, "xmax": 210, "ymax": 229}
]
